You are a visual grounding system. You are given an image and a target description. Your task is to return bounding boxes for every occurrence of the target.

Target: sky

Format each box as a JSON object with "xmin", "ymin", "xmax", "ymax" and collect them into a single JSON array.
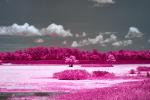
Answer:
[{"xmin": 0, "ymin": 0, "xmax": 150, "ymax": 51}]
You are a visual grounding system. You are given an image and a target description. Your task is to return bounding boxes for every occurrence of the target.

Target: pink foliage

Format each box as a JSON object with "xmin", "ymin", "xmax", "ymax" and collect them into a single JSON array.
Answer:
[
  {"xmin": 65, "ymin": 55, "xmax": 79, "ymax": 67},
  {"xmin": 137, "ymin": 66, "xmax": 150, "ymax": 72},
  {"xmin": 53, "ymin": 69, "xmax": 91, "ymax": 80},
  {"xmin": 92, "ymin": 71, "xmax": 109, "ymax": 77},
  {"xmin": 92, "ymin": 71, "xmax": 115, "ymax": 78},
  {"xmin": 0, "ymin": 47, "xmax": 150, "ymax": 64},
  {"xmin": 65, "ymin": 56, "xmax": 79, "ymax": 64},
  {"xmin": 129, "ymin": 69, "xmax": 135, "ymax": 74},
  {"xmin": 106, "ymin": 54, "xmax": 116, "ymax": 63}
]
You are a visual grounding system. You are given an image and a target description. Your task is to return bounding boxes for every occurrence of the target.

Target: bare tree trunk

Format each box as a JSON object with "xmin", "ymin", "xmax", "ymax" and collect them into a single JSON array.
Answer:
[
  {"xmin": 146, "ymin": 72, "xmax": 150, "ymax": 78},
  {"xmin": 69, "ymin": 64, "xmax": 73, "ymax": 67}
]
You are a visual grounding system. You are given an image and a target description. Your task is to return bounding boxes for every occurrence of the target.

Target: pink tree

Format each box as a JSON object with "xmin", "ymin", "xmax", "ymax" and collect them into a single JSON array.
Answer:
[
  {"xmin": 106, "ymin": 54, "xmax": 116, "ymax": 63},
  {"xmin": 65, "ymin": 55, "xmax": 79, "ymax": 67}
]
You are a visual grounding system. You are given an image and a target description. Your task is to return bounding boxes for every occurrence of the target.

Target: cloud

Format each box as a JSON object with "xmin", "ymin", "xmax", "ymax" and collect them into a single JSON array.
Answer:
[
  {"xmin": 71, "ymin": 41, "xmax": 79, "ymax": 47},
  {"xmin": 71, "ymin": 30, "xmax": 135, "ymax": 48},
  {"xmin": 112, "ymin": 40, "xmax": 133, "ymax": 47},
  {"xmin": 103, "ymin": 34, "xmax": 117, "ymax": 43},
  {"xmin": 90, "ymin": 0, "xmax": 115, "ymax": 7},
  {"xmin": 41, "ymin": 23, "xmax": 73, "ymax": 37},
  {"xmin": 71, "ymin": 39, "xmax": 90, "ymax": 47},
  {"xmin": 82, "ymin": 32, "xmax": 87, "ymax": 37},
  {"xmin": 79, "ymin": 39, "xmax": 90, "ymax": 46},
  {"xmin": 75, "ymin": 32, "xmax": 87, "ymax": 38},
  {"xmin": 71, "ymin": 27, "xmax": 144, "ymax": 48},
  {"xmin": 87, "ymin": 33, "xmax": 117, "ymax": 45},
  {"xmin": 0, "ymin": 23, "xmax": 40, "ymax": 36},
  {"xmin": 88, "ymin": 34, "xmax": 104, "ymax": 44},
  {"xmin": 71, "ymin": 33, "xmax": 118, "ymax": 47},
  {"xmin": 0, "ymin": 23, "xmax": 73, "ymax": 37},
  {"xmin": 62, "ymin": 40, "xmax": 67, "ymax": 45},
  {"xmin": 33, "ymin": 38, "xmax": 45, "ymax": 43},
  {"xmin": 148, "ymin": 39, "xmax": 150, "ymax": 43},
  {"xmin": 125, "ymin": 27, "xmax": 143, "ymax": 38},
  {"xmin": 100, "ymin": 32, "xmax": 117, "ymax": 35},
  {"xmin": 75, "ymin": 34, "xmax": 80, "ymax": 38}
]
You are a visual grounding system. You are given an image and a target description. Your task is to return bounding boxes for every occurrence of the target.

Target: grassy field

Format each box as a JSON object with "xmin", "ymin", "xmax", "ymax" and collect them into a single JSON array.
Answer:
[
  {"xmin": 3, "ymin": 79, "xmax": 150, "ymax": 100},
  {"xmin": 0, "ymin": 64, "xmax": 150, "ymax": 100},
  {"xmin": 55, "ymin": 79, "xmax": 150, "ymax": 100}
]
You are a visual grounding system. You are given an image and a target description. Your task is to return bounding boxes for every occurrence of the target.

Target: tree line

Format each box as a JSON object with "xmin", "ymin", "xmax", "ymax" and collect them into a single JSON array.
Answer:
[{"xmin": 0, "ymin": 46, "xmax": 150, "ymax": 62}]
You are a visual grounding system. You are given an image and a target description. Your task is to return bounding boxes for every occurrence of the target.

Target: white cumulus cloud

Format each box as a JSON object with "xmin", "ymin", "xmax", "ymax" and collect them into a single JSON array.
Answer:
[
  {"xmin": 103, "ymin": 34, "xmax": 117, "ymax": 43},
  {"xmin": 90, "ymin": 0, "xmax": 115, "ymax": 7},
  {"xmin": 71, "ymin": 41, "xmax": 79, "ymax": 47},
  {"xmin": 71, "ymin": 33, "xmax": 118, "ymax": 47},
  {"xmin": 82, "ymin": 32, "xmax": 87, "ymax": 37},
  {"xmin": 62, "ymin": 40, "xmax": 67, "ymax": 45},
  {"xmin": 112, "ymin": 40, "xmax": 133, "ymax": 47},
  {"xmin": 0, "ymin": 23, "xmax": 73, "ymax": 37},
  {"xmin": 88, "ymin": 34, "xmax": 104, "ymax": 44},
  {"xmin": 148, "ymin": 39, "xmax": 150, "ymax": 43},
  {"xmin": 41, "ymin": 23, "xmax": 73, "ymax": 37},
  {"xmin": 33, "ymin": 38, "xmax": 45, "ymax": 43},
  {"xmin": 75, "ymin": 34, "xmax": 80, "ymax": 38},
  {"xmin": 0, "ymin": 23, "xmax": 40, "ymax": 36},
  {"xmin": 75, "ymin": 32, "xmax": 87, "ymax": 38},
  {"xmin": 125, "ymin": 27, "xmax": 143, "ymax": 38}
]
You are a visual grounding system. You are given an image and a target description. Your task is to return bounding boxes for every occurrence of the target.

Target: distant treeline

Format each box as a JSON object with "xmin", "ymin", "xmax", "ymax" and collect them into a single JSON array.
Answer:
[{"xmin": 0, "ymin": 46, "xmax": 150, "ymax": 64}]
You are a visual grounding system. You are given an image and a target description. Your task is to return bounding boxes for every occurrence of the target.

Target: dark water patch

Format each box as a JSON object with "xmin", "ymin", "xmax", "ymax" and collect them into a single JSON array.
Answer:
[{"xmin": 0, "ymin": 92, "xmax": 69, "ymax": 100}]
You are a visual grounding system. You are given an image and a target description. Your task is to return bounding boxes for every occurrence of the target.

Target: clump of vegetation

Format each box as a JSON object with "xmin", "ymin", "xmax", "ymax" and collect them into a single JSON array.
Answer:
[
  {"xmin": 137, "ymin": 66, "xmax": 150, "ymax": 72},
  {"xmin": 92, "ymin": 71, "xmax": 115, "ymax": 78},
  {"xmin": 146, "ymin": 72, "xmax": 150, "ymax": 78},
  {"xmin": 136, "ymin": 66, "xmax": 150, "ymax": 77},
  {"xmin": 53, "ymin": 69, "xmax": 90, "ymax": 80},
  {"xmin": 129, "ymin": 69, "xmax": 135, "ymax": 74}
]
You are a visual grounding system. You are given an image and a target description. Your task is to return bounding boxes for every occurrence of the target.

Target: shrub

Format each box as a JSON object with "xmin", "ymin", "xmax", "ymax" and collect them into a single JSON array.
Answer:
[
  {"xmin": 146, "ymin": 72, "xmax": 150, "ymax": 78},
  {"xmin": 137, "ymin": 66, "xmax": 150, "ymax": 72},
  {"xmin": 53, "ymin": 72, "xmax": 60, "ymax": 78},
  {"xmin": 92, "ymin": 71, "xmax": 115, "ymax": 78},
  {"xmin": 53, "ymin": 69, "xmax": 91, "ymax": 80},
  {"xmin": 129, "ymin": 69, "xmax": 135, "ymax": 74}
]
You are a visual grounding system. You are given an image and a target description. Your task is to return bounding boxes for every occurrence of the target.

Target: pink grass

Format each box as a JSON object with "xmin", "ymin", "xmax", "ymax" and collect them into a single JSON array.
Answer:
[{"xmin": 56, "ymin": 80, "xmax": 150, "ymax": 100}]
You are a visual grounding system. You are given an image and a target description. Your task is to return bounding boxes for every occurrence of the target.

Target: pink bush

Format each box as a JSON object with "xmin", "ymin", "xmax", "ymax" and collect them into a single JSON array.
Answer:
[
  {"xmin": 53, "ymin": 69, "xmax": 91, "ymax": 80},
  {"xmin": 129, "ymin": 69, "xmax": 135, "ymax": 74},
  {"xmin": 92, "ymin": 71, "xmax": 115, "ymax": 78},
  {"xmin": 137, "ymin": 66, "xmax": 150, "ymax": 72}
]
